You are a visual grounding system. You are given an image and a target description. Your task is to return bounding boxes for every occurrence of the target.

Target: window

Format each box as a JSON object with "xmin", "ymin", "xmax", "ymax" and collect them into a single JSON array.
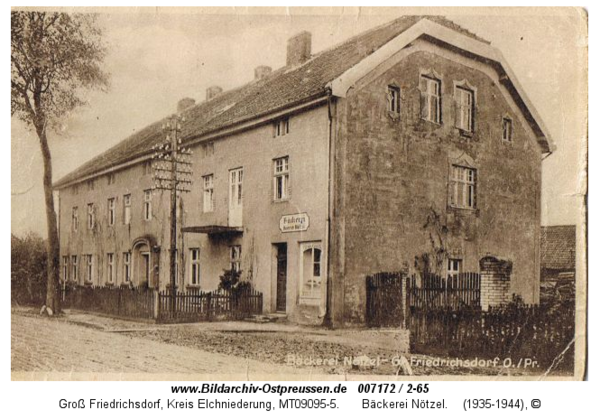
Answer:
[
  {"xmin": 502, "ymin": 117, "xmax": 513, "ymax": 142},
  {"xmin": 449, "ymin": 165, "xmax": 477, "ymax": 209},
  {"xmin": 123, "ymin": 252, "xmax": 131, "ymax": 283},
  {"xmin": 230, "ymin": 245, "xmax": 242, "ymax": 272},
  {"xmin": 107, "ymin": 198, "xmax": 116, "ymax": 226},
  {"xmin": 123, "ymin": 194, "xmax": 131, "ymax": 225},
  {"xmin": 71, "ymin": 207, "xmax": 79, "ymax": 232},
  {"xmin": 143, "ymin": 161, "xmax": 152, "ymax": 175},
  {"xmin": 420, "ymin": 75, "xmax": 442, "ymax": 123},
  {"xmin": 84, "ymin": 254, "xmax": 94, "ymax": 284},
  {"xmin": 447, "ymin": 258, "xmax": 462, "ymax": 279},
  {"xmin": 62, "ymin": 256, "xmax": 69, "ymax": 282},
  {"xmin": 107, "ymin": 173, "xmax": 116, "ymax": 185},
  {"xmin": 203, "ymin": 174, "xmax": 214, "ymax": 212},
  {"xmin": 143, "ymin": 190, "xmax": 152, "ymax": 221},
  {"xmin": 189, "ymin": 248, "xmax": 201, "ymax": 286},
  {"xmin": 387, "ymin": 85, "xmax": 401, "ymax": 115},
  {"xmin": 228, "ymin": 168, "xmax": 243, "ymax": 227},
  {"xmin": 202, "ymin": 141, "xmax": 215, "ymax": 157},
  {"xmin": 87, "ymin": 203, "xmax": 95, "ymax": 229},
  {"xmin": 273, "ymin": 118, "xmax": 289, "ymax": 137},
  {"xmin": 107, "ymin": 253, "xmax": 115, "ymax": 284},
  {"xmin": 71, "ymin": 255, "xmax": 78, "ymax": 283},
  {"xmin": 273, "ymin": 157, "xmax": 290, "ymax": 201},
  {"xmin": 301, "ymin": 242, "xmax": 323, "ymax": 298},
  {"xmin": 73, "ymin": 184, "xmax": 79, "ymax": 195},
  {"xmin": 229, "ymin": 168, "xmax": 243, "ymax": 206},
  {"xmin": 87, "ymin": 179, "xmax": 95, "ymax": 191},
  {"xmin": 455, "ymin": 86, "xmax": 475, "ymax": 132}
]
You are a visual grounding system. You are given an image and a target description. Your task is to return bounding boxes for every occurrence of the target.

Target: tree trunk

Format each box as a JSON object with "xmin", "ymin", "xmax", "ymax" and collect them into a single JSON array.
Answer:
[{"xmin": 38, "ymin": 126, "xmax": 61, "ymax": 314}]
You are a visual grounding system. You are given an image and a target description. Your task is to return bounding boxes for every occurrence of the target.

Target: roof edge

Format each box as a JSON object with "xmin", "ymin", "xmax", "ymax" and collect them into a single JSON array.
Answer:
[{"xmin": 53, "ymin": 94, "xmax": 329, "ymax": 190}]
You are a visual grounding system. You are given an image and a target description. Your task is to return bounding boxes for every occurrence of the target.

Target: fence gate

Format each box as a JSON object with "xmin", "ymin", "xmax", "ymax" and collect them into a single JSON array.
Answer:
[
  {"xmin": 366, "ymin": 272, "xmax": 404, "ymax": 327},
  {"xmin": 366, "ymin": 272, "xmax": 481, "ymax": 328},
  {"xmin": 406, "ymin": 273, "xmax": 481, "ymax": 310}
]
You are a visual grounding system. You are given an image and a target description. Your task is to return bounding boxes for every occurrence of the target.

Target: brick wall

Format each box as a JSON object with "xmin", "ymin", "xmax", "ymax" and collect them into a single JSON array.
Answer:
[{"xmin": 480, "ymin": 255, "xmax": 512, "ymax": 310}]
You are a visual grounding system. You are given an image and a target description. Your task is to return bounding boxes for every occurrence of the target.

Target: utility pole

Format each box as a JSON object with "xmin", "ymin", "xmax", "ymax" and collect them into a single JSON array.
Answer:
[{"xmin": 152, "ymin": 115, "xmax": 193, "ymax": 308}]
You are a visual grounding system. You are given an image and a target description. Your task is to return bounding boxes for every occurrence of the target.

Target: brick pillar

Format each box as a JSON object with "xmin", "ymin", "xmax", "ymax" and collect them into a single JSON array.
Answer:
[{"xmin": 479, "ymin": 256, "xmax": 512, "ymax": 311}]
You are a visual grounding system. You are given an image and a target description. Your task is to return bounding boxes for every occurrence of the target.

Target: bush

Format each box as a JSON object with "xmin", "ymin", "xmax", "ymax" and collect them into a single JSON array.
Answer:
[
  {"xmin": 218, "ymin": 269, "xmax": 251, "ymax": 295},
  {"xmin": 11, "ymin": 233, "xmax": 47, "ymax": 306}
]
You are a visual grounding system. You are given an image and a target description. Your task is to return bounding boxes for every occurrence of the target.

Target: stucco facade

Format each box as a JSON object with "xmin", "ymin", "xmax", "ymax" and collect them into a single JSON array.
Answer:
[
  {"xmin": 329, "ymin": 41, "xmax": 543, "ymax": 324},
  {"xmin": 58, "ymin": 105, "xmax": 330, "ymax": 323},
  {"xmin": 56, "ymin": 17, "xmax": 552, "ymax": 326}
]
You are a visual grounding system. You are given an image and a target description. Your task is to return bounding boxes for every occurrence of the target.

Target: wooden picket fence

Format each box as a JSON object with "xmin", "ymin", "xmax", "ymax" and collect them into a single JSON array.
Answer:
[
  {"xmin": 63, "ymin": 286, "xmax": 155, "ymax": 320},
  {"xmin": 157, "ymin": 287, "xmax": 263, "ymax": 323},
  {"xmin": 366, "ymin": 270, "xmax": 574, "ymax": 369},
  {"xmin": 408, "ymin": 302, "xmax": 575, "ymax": 369},
  {"xmin": 366, "ymin": 272, "xmax": 405, "ymax": 327},
  {"xmin": 407, "ymin": 272, "xmax": 480, "ymax": 310},
  {"xmin": 365, "ymin": 272, "xmax": 481, "ymax": 327},
  {"xmin": 62, "ymin": 285, "xmax": 262, "ymax": 323}
]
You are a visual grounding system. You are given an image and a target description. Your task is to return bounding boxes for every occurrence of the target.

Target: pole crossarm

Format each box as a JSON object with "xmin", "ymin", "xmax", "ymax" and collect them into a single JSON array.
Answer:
[{"xmin": 151, "ymin": 113, "xmax": 194, "ymax": 301}]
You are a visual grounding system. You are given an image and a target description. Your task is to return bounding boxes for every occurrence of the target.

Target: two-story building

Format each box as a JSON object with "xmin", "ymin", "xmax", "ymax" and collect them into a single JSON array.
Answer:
[{"xmin": 54, "ymin": 16, "xmax": 554, "ymax": 326}]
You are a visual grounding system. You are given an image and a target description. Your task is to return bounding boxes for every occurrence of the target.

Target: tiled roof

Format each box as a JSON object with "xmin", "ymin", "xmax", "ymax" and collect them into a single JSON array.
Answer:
[
  {"xmin": 541, "ymin": 225, "xmax": 576, "ymax": 271},
  {"xmin": 54, "ymin": 16, "xmax": 488, "ymax": 189}
]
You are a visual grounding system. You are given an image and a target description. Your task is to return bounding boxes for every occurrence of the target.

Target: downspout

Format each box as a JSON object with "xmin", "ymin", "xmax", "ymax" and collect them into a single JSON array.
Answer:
[{"xmin": 323, "ymin": 88, "xmax": 336, "ymax": 328}]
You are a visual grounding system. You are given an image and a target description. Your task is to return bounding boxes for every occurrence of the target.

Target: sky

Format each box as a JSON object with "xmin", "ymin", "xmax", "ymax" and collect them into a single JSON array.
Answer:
[{"xmin": 10, "ymin": 7, "xmax": 587, "ymax": 238}]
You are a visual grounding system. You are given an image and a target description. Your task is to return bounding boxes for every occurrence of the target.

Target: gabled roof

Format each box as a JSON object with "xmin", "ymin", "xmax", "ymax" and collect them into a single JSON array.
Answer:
[
  {"xmin": 329, "ymin": 18, "xmax": 555, "ymax": 154},
  {"xmin": 541, "ymin": 225, "xmax": 576, "ymax": 271},
  {"xmin": 54, "ymin": 15, "xmax": 549, "ymax": 189}
]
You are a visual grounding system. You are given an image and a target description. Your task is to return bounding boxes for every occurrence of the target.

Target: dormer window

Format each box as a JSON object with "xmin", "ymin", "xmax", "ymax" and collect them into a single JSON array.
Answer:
[{"xmin": 273, "ymin": 118, "xmax": 289, "ymax": 137}]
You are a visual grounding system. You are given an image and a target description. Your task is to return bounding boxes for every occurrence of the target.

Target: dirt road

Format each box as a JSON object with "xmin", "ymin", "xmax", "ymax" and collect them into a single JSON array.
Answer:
[{"xmin": 11, "ymin": 311, "xmax": 314, "ymax": 379}]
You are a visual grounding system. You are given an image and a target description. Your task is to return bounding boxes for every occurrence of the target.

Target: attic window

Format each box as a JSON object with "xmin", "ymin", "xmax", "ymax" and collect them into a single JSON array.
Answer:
[
  {"xmin": 387, "ymin": 85, "xmax": 401, "ymax": 116},
  {"xmin": 273, "ymin": 118, "xmax": 290, "ymax": 137},
  {"xmin": 454, "ymin": 85, "xmax": 475, "ymax": 133},
  {"xmin": 87, "ymin": 180, "xmax": 95, "ymax": 191},
  {"xmin": 502, "ymin": 117, "xmax": 513, "ymax": 142},
  {"xmin": 202, "ymin": 141, "xmax": 215, "ymax": 157},
  {"xmin": 420, "ymin": 75, "xmax": 442, "ymax": 124},
  {"xmin": 107, "ymin": 173, "xmax": 116, "ymax": 185}
]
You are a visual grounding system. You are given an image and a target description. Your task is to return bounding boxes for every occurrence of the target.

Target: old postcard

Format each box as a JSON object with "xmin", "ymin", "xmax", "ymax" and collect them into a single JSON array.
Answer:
[{"xmin": 10, "ymin": 6, "xmax": 588, "ymax": 380}]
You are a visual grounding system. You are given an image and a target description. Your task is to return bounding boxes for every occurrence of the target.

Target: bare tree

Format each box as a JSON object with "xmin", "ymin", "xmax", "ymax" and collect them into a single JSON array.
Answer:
[{"xmin": 11, "ymin": 11, "xmax": 109, "ymax": 314}]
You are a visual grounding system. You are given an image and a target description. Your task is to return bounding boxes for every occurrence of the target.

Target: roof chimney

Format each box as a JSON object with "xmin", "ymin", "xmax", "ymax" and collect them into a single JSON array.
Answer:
[
  {"xmin": 254, "ymin": 65, "xmax": 272, "ymax": 80},
  {"xmin": 286, "ymin": 31, "xmax": 311, "ymax": 67},
  {"xmin": 177, "ymin": 97, "xmax": 196, "ymax": 113},
  {"xmin": 206, "ymin": 85, "xmax": 223, "ymax": 101}
]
